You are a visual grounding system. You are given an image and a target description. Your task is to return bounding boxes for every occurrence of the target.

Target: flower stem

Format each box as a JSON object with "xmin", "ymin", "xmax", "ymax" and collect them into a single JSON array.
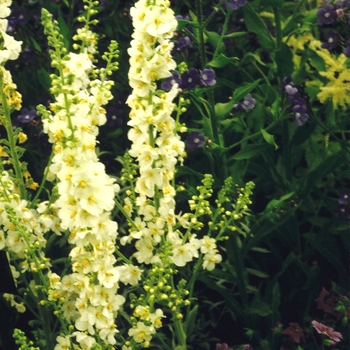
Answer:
[{"xmin": 0, "ymin": 73, "xmax": 26, "ymax": 200}]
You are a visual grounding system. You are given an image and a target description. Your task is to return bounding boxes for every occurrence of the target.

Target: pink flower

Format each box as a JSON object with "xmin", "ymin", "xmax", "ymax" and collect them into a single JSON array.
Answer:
[
  {"xmin": 311, "ymin": 320, "xmax": 343, "ymax": 345},
  {"xmin": 281, "ymin": 322, "xmax": 305, "ymax": 344},
  {"xmin": 216, "ymin": 343, "xmax": 233, "ymax": 350}
]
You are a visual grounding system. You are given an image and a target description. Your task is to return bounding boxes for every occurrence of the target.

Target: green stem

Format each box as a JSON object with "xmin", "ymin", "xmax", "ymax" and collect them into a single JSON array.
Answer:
[
  {"xmin": 227, "ymin": 232, "xmax": 248, "ymax": 307},
  {"xmin": 226, "ymin": 115, "xmax": 289, "ymax": 151},
  {"xmin": 115, "ymin": 248, "xmax": 132, "ymax": 264},
  {"xmin": 282, "ymin": 118, "xmax": 292, "ymax": 183},
  {"xmin": 195, "ymin": 0, "xmax": 206, "ymax": 68},
  {"xmin": 30, "ymin": 150, "xmax": 55, "ymax": 207},
  {"xmin": 252, "ymin": 61, "xmax": 270, "ymax": 86},
  {"xmin": 211, "ymin": 5, "xmax": 232, "ymax": 60},
  {"xmin": 273, "ymin": 6, "xmax": 282, "ymax": 50},
  {"xmin": 154, "ymin": 333, "xmax": 172, "ymax": 350},
  {"xmin": 204, "ymin": 0, "xmax": 225, "ymax": 27},
  {"xmin": 35, "ymin": 275, "xmax": 54, "ymax": 350},
  {"xmin": 114, "ymin": 199, "xmax": 139, "ymax": 231},
  {"xmin": 0, "ymin": 73, "xmax": 26, "ymax": 200},
  {"xmin": 174, "ymin": 316, "xmax": 187, "ymax": 348}
]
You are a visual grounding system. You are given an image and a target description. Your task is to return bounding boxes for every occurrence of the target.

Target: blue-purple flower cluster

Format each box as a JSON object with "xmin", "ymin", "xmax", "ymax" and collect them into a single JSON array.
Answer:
[
  {"xmin": 317, "ymin": 1, "xmax": 350, "ymax": 56},
  {"xmin": 227, "ymin": 0, "xmax": 247, "ymax": 11},
  {"xmin": 161, "ymin": 69, "xmax": 216, "ymax": 92},
  {"xmin": 282, "ymin": 77, "xmax": 309, "ymax": 126},
  {"xmin": 186, "ymin": 131, "xmax": 205, "ymax": 151},
  {"xmin": 232, "ymin": 94, "xmax": 256, "ymax": 113},
  {"xmin": 334, "ymin": 189, "xmax": 350, "ymax": 222}
]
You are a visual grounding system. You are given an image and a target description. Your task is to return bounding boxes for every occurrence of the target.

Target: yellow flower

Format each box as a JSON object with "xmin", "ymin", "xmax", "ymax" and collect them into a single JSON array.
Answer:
[
  {"xmin": 0, "ymin": 145, "xmax": 9, "ymax": 157},
  {"xmin": 308, "ymin": 40, "xmax": 350, "ymax": 109},
  {"xmin": 18, "ymin": 131, "xmax": 27, "ymax": 144},
  {"xmin": 27, "ymin": 181, "xmax": 39, "ymax": 190}
]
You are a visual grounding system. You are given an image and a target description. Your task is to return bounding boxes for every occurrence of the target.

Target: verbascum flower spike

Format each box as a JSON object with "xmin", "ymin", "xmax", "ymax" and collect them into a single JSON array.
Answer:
[
  {"xmin": 126, "ymin": 0, "xmax": 185, "ymax": 261},
  {"xmin": 40, "ymin": 1, "xmax": 124, "ymax": 347}
]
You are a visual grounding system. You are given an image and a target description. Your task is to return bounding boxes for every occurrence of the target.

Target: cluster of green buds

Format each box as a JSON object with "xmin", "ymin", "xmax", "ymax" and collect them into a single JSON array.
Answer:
[
  {"xmin": 127, "ymin": 244, "xmax": 190, "ymax": 347},
  {"xmin": 13, "ymin": 328, "xmax": 40, "ymax": 350},
  {"xmin": 209, "ymin": 177, "xmax": 255, "ymax": 238},
  {"xmin": 99, "ymin": 40, "xmax": 120, "ymax": 79},
  {"xmin": 73, "ymin": 0, "xmax": 100, "ymax": 54},
  {"xmin": 182, "ymin": 174, "xmax": 214, "ymax": 232}
]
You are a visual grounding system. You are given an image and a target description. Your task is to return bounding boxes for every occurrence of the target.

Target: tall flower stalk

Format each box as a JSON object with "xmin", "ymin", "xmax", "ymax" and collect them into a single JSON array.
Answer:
[{"xmin": 40, "ymin": 1, "xmax": 123, "ymax": 348}]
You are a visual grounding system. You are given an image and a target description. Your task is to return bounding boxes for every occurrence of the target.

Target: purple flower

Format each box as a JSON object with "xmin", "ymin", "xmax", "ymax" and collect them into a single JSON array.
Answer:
[
  {"xmin": 338, "ymin": 189, "xmax": 350, "ymax": 204},
  {"xmin": 181, "ymin": 68, "xmax": 200, "ymax": 90},
  {"xmin": 186, "ymin": 132, "xmax": 205, "ymax": 151},
  {"xmin": 200, "ymin": 69, "xmax": 216, "ymax": 86},
  {"xmin": 242, "ymin": 94, "xmax": 256, "ymax": 110},
  {"xmin": 173, "ymin": 36, "xmax": 192, "ymax": 52},
  {"xmin": 282, "ymin": 76, "xmax": 293, "ymax": 88},
  {"xmin": 343, "ymin": 39, "xmax": 350, "ymax": 57},
  {"xmin": 285, "ymin": 84, "xmax": 298, "ymax": 95},
  {"xmin": 311, "ymin": 320, "xmax": 343, "ymax": 345},
  {"xmin": 176, "ymin": 14, "xmax": 190, "ymax": 21},
  {"xmin": 232, "ymin": 103, "xmax": 245, "ymax": 113},
  {"xmin": 293, "ymin": 104, "xmax": 309, "ymax": 126},
  {"xmin": 7, "ymin": 7, "xmax": 28, "ymax": 33},
  {"xmin": 161, "ymin": 70, "xmax": 182, "ymax": 92},
  {"xmin": 321, "ymin": 30, "xmax": 338, "ymax": 51},
  {"xmin": 317, "ymin": 5, "xmax": 337, "ymax": 25},
  {"xmin": 334, "ymin": 203, "xmax": 350, "ymax": 221},
  {"xmin": 228, "ymin": 0, "xmax": 247, "ymax": 10},
  {"xmin": 335, "ymin": 0, "xmax": 350, "ymax": 8},
  {"xmin": 17, "ymin": 108, "xmax": 36, "ymax": 124}
]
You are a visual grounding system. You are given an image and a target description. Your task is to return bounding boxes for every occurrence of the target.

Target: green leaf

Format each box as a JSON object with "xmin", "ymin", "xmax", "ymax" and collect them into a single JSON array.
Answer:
[
  {"xmin": 243, "ymin": 5, "xmax": 275, "ymax": 51},
  {"xmin": 233, "ymin": 79, "xmax": 261, "ymax": 103},
  {"xmin": 246, "ymin": 268, "xmax": 269, "ymax": 278},
  {"xmin": 261, "ymin": 129, "xmax": 278, "ymax": 150},
  {"xmin": 183, "ymin": 305, "xmax": 198, "ymax": 336},
  {"xmin": 271, "ymin": 282, "xmax": 281, "ymax": 312},
  {"xmin": 251, "ymin": 247, "xmax": 270, "ymax": 253},
  {"xmin": 176, "ymin": 19, "xmax": 195, "ymax": 30},
  {"xmin": 214, "ymin": 100, "xmax": 235, "ymax": 118},
  {"xmin": 29, "ymin": 37, "xmax": 42, "ymax": 53},
  {"xmin": 304, "ymin": 233, "xmax": 347, "ymax": 281},
  {"xmin": 223, "ymin": 31, "xmax": 247, "ymax": 38},
  {"xmin": 241, "ymin": 52, "xmax": 266, "ymax": 66},
  {"xmin": 177, "ymin": 166, "xmax": 205, "ymax": 179},
  {"xmin": 245, "ymin": 300, "xmax": 272, "ymax": 316},
  {"xmin": 58, "ymin": 10, "xmax": 70, "ymax": 49},
  {"xmin": 37, "ymin": 69, "xmax": 52, "ymax": 91},
  {"xmin": 207, "ymin": 53, "xmax": 239, "ymax": 68},
  {"xmin": 232, "ymin": 144, "xmax": 269, "ymax": 160},
  {"xmin": 264, "ymin": 192, "xmax": 295, "ymax": 213},
  {"xmin": 290, "ymin": 123, "xmax": 316, "ymax": 147},
  {"xmin": 300, "ymin": 152, "xmax": 341, "ymax": 197},
  {"xmin": 307, "ymin": 48, "xmax": 326, "ymax": 72},
  {"xmin": 206, "ymin": 31, "xmax": 225, "ymax": 54},
  {"xmin": 198, "ymin": 276, "xmax": 244, "ymax": 317},
  {"xmin": 265, "ymin": 253, "xmax": 295, "ymax": 295},
  {"xmin": 275, "ymin": 42, "xmax": 294, "ymax": 77}
]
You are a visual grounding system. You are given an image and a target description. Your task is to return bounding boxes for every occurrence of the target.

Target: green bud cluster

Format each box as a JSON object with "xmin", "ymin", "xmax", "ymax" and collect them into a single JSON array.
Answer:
[
  {"xmin": 13, "ymin": 328, "xmax": 40, "ymax": 350},
  {"xmin": 41, "ymin": 9, "xmax": 68, "ymax": 68},
  {"xmin": 177, "ymin": 62, "xmax": 188, "ymax": 74},
  {"xmin": 207, "ymin": 177, "xmax": 255, "ymax": 238},
  {"xmin": 185, "ymin": 174, "xmax": 213, "ymax": 231},
  {"xmin": 99, "ymin": 40, "xmax": 120, "ymax": 80},
  {"xmin": 129, "ymin": 244, "xmax": 191, "ymax": 336}
]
